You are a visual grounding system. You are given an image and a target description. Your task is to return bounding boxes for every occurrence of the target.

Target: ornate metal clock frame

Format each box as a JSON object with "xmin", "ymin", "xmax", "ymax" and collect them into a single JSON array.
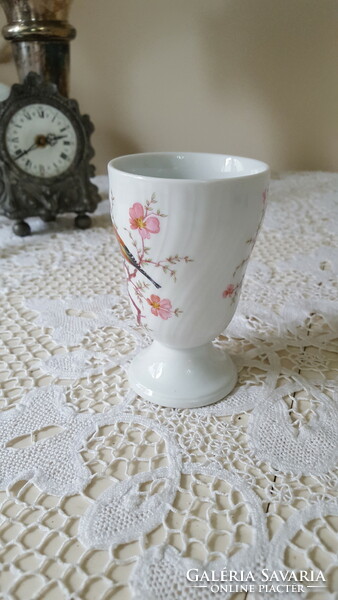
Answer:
[{"xmin": 0, "ymin": 72, "xmax": 100, "ymax": 235}]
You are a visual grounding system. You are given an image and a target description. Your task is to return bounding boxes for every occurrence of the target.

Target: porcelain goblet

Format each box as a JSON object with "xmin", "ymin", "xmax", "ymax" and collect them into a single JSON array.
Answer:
[{"xmin": 108, "ymin": 152, "xmax": 269, "ymax": 409}]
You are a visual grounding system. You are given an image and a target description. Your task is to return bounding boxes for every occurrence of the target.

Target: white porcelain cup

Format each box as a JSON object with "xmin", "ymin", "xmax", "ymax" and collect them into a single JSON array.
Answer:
[{"xmin": 108, "ymin": 152, "xmax": 269, "ymax": 408}]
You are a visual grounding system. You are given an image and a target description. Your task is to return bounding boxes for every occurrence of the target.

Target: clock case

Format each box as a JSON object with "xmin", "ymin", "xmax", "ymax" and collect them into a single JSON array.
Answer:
[{"xmin": 0, "ymin": 72, "xmax": 100, "ymax": 233}]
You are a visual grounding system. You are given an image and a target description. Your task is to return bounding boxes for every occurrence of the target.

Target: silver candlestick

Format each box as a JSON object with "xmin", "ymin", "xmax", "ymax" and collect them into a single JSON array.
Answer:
[{"xmin": 0, "ymin": 0, "xmax": 75, "ymax": 96}]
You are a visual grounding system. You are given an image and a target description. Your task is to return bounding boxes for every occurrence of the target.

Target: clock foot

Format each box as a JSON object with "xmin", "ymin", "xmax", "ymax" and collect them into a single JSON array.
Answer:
[
  {"xmin": 75, "ymin": 213, "xmax": 91, "ymax": 230},
  {"xmin": 13, "ymin": 220, "xmax": 31, "ymax": 237}
]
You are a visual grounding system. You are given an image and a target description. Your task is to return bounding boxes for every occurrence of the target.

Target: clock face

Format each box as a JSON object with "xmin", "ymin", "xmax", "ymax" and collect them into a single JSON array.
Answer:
[{"xmin": 5, "ymin": 103, "xmax": 78, "ymax": 178}]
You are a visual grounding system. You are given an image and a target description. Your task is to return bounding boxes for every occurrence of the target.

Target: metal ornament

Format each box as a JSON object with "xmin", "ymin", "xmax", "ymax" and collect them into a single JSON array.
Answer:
[
  {"xmin": 0, "ymin": 0, "xmax": 75, "ymax": 97},
  {"xmin": 0, "ymin": 72, "xmax": 100, "ymax": 235}
]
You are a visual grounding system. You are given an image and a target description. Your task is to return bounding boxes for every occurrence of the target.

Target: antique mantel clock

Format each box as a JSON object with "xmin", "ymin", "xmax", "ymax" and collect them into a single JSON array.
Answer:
[
  {"xmin": 0, "ymin": 72, "xmax": 99, "ymax": 235},
  {"xmin": 0, "ymin": 0, "xmax": 100, "ymax": 235}
]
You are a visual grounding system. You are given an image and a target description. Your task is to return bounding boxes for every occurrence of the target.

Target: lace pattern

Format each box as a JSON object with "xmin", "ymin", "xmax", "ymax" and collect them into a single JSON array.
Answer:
[{"xmin": 0, "ymin": 173, "xmax": 337, "ymax": 599}]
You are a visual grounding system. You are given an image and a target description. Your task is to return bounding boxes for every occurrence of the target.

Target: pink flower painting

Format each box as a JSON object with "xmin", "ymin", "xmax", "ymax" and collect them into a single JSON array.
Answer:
[
  {"xmin": 147, "ymin": 295, "xmax": 173, "ymax": 320},
  {"xmin": 222, "ymin": 282, "xmax": 241, "ymax": 304},
  {"xmin": 222, "ymin": 284, "xmax": 236, "ymax": 298},
  {"xmin": 112, "ymin": 193, "xmax": 190, "ymax": 325},
  {"xmin": 262, "ymin": 188, "xmax": 268, "ymax": 207},
  {"xmin": 129, "ymin": 202, "xmax": 160, "ymax": 239}
]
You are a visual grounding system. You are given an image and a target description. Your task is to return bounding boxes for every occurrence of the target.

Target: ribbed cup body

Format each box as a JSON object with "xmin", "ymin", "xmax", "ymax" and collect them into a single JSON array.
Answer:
[{"xmin": 109, "ymin": 152, "xmax": 269, "ymax": 350}]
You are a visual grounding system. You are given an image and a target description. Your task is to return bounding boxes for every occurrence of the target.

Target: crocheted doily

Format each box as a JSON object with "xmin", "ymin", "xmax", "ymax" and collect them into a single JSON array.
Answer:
[{"xmin": 0, "ymin": 173, "xmax": 337, "ymax": 599}]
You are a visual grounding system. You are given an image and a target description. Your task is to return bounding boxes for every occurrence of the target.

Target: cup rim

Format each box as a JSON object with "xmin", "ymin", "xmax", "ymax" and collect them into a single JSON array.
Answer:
[{"xmin": 108, "ymin": 151, "xmax": 270, "ymax": 183}]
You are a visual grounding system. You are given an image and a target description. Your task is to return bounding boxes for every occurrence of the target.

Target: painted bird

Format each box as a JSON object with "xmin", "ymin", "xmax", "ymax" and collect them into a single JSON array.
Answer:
[{"xmin": 113, "ymin": 224, "xmax": 161, "ymax": 289}]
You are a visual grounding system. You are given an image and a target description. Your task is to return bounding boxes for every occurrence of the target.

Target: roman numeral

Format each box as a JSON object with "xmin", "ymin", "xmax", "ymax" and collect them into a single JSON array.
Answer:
[
  {"xmin": 63, "ymin": 141, "xmax": 71, "ymax": 145},
  {"xmin": 25, "ymin": 159, "xmax": 32, "ymax": 168},
  {"xmin": 60, "ymin": 152, "xmax": 68, "ymax": 160},
  {"xmin": 11, "ymin": 137, "xmax": 19, "ymax": 143},
  {"xmin": 23, "ymin": 111, "xmax": 32, "ymax": 120},
  {"xmin": 38, "ymin": 108, "xmax": 45, "ymax": 118},
  {"xmin": 15, "ymin": 149, "xmax": 22, "ymax": 155},
  {"xmin": 60, "ymin": 126, "xmax": 69, "ymax": 132}
]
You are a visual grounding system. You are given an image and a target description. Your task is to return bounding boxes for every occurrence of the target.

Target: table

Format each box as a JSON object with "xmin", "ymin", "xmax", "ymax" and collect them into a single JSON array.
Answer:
[{"xmin": 0, "ymin": 173, "xmax": 337, "ymax": 600}]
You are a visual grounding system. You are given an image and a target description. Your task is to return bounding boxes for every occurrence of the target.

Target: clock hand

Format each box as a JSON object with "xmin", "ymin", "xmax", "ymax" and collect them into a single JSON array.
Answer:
[
  {"xmin": 14, "ymin": 141, "xmax": 39, "ymax": 160},
  {"xmin": 13, "ymin": 133, "xmax": 68, "ymax": 160},
  {"xmin": 46, "ymin": 133, "xmax": 68, "ymax": 146}
]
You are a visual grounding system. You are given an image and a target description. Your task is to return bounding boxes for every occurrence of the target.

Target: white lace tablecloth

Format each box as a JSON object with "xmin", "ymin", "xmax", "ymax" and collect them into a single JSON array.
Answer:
[{"xmin": 0, "ymin": 173, "xmax": 338, "ymax": 600}]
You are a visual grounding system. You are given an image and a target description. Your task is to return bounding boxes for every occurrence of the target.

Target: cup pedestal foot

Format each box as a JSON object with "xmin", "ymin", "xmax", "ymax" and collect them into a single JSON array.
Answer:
[{"xmin": 128, "ymin": 341, "xmax": 237, "ymax": 409}]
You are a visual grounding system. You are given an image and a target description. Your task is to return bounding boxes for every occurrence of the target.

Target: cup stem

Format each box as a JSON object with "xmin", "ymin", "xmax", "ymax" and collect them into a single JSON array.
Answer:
[{"xmin": 128, "ymin": 340, "xmax": 237, "ymax": 409}]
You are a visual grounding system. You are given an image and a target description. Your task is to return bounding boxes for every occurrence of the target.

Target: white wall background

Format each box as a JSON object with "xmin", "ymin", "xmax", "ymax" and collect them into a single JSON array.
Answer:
[{"xmin": 1, "ymin": 0, "xmax": 337, "ymax": 174}]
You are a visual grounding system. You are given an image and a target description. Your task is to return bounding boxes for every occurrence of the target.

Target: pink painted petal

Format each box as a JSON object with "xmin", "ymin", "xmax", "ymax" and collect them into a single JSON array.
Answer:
[
  {"xmin": 151, "ymin": 307, "xmax": 159, "ymax": 317},
  {"xmin": 158, "ymin": 298, "xmax": 173, "ymax": 320},
  {"xmin": 223, "ymin": 284, "xmax": 235, "ymax": 298},
  {"xmin": 129, "ymin": 202, "xmax": 144, "ymax": 220},
  {"xmin": 145, "ymin": 216, "xmax": 160, "ymax": 234},
  {"xmin": 158, "ymin": 308, "xmax": 172, "ymax": 320},
  {"xmin": 160, "ymin": 299, "xmax": 172, "ymax": 311},
  {"xmin": 139, "ymin": 228, "xmax": 150, "ymax": 239}
]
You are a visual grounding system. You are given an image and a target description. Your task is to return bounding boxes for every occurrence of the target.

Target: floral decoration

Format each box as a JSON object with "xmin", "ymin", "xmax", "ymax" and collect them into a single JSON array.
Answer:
[
  {"xmin": 222, "ymin": 188, "xmax": 268, "ymax": 302},
  {"xmin": 147, "ymin": 294, "xmax": 173, "ymax": 319},
  {"xmin": 112, "ymin": 193, "xmax": 191, "ymax": 325},
  {"xmin": 129, "ymin": 202, "xmax": 160, "ymax": 239}
]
